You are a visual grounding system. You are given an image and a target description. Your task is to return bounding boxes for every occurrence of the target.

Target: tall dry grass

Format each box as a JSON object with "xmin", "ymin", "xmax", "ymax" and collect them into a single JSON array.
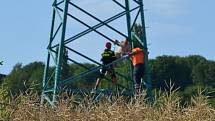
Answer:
[{"xmin": 1, "ymin": 89, "xmax": 215, "ymax": 121}]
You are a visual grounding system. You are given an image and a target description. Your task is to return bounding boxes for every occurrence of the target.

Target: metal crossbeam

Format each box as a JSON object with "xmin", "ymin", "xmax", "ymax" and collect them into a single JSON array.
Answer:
[
  {"xmin": 51, "ymin": 6, "xmax": 140, "ymax": 48},
  {"xmin": 41, "ymin": 0, "xmax": 151, "ymax": 106}
]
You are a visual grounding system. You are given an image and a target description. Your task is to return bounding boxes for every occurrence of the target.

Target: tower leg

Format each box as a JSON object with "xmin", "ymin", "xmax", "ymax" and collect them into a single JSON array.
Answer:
[
  {"xmin": 53, "ymin": 0, "xmax": 69, "ymax": 104},
  {"xmin": 138, "ymin": 0, "xmax": 153, "ymax": 101},
  {"xmin": 41, "ymin": 0, "xmax": 57, "ymax": 105}
]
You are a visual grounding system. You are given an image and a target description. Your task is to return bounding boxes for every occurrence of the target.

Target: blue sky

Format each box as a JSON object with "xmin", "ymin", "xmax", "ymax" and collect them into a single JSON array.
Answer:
[{"xmin": 0, "ymin": 0, "xmax": 215, "ymax": 74}]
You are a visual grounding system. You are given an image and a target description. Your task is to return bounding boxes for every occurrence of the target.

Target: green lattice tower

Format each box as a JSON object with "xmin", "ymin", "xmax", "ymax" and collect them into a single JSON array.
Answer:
[{"xmin": 41, "ymin": 0, "xmax": 151, "ymax": 106}]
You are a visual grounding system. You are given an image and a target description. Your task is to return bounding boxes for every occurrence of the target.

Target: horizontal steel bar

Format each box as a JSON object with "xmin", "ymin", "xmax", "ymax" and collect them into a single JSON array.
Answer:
[
  {"xmin": 55, "ymin": 6, "xmax": 117, "ymax": 46},
  {"xmin": 65, "ymin": 46, "xmax": 101, "ymax": 65},
  {"xmin": 51, "ymin": 6, "xmax": 140, "ymax": 48},
  {"xmin": 69, "ymin": 2, "xmax": 127, "ymax": 38},
  {"xmin": 59, "ymin": 55, "xmax": 129, "ymax": 87},
  {"xmin": 67, "ymin": 57, "xmax": 129, "ymax": 90},
  {"xmin": 65, "ymin": 46, "xmax": 132, "ymax": 82},
  {"xmin": 132, "ymin": 0, "xmax": 141, "ymax": 5},
  {"xmin": 112, "ymin": 0, "xmax": 126, "ymax": 9},
  {"xmin": 55, "ymin": 0, "xmax": 64, "ymax": 6}
]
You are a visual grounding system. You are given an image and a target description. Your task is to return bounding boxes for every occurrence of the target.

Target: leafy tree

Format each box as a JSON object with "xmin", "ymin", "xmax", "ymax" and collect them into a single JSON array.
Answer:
[
  {"xmin": 3, "ymin": 62, "xmax": 44, "ymax": 96},
  {"xmin": 132, "ymin": 24, "xmax": 144, "ymax": 48},
  {"xmin": 69, "ymin": 63, "xmax": 98, "ymax": 89},
  {"xmin": 150, "ymin": 55, "xmax": 192, "ymax": 90},
  {"xmin": 133, "ymin": 24, "xmax": 144, "ymax": 40},
  {"xmin": 191, "ymin": 63, "xmax": 206, "ymax": 84},
  {"xmin": 0, "ymin": 74, "xmax": 6, "ymax": 84},
  {"xmin": 203, "ymin": 61, "xmax": 215, "ymax": 87},
  {"xmin": 1, "ymin": 54, "xmax": 214, "ymax": 105},
  {"xmin": 184, "ymin": 55, "xmax": 207, "ymax": 69}
]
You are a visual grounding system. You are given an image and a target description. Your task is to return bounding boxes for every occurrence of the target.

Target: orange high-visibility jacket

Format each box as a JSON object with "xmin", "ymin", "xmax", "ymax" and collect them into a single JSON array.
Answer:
[{"xmin": 131, "ymin": 48, "xmax": 144, "ymax": 66}]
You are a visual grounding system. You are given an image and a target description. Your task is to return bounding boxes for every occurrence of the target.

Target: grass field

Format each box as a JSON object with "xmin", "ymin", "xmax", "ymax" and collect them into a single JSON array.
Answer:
[{"xmin": 1, "ymin": 89, "xmax": 215, "ymax": 121}]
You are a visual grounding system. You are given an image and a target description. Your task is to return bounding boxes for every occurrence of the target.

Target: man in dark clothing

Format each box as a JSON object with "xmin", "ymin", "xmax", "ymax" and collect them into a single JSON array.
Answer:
[{"xmin": 92, "ymin": 42, "xmax": 117, "ymax": 92}]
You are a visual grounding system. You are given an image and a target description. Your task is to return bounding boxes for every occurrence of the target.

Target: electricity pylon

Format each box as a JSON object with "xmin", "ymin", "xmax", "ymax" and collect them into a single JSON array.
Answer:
[{"xmin": 41, "ymin": 0, "xmax": 151, "ymax": 106}]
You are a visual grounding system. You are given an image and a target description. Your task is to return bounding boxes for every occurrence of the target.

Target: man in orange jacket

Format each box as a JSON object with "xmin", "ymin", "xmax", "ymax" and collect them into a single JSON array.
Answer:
[{"xmin": 129, "ymin": 47, "xmax": 144, "ymax": 95}]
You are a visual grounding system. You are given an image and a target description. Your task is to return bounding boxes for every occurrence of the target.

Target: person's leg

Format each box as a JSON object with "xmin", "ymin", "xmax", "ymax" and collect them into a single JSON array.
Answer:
[
  {"xmin": 94, "ymin": 68, "xmax": 106, "ymax": 90},
  {"xmin": 94, "ymin": 78, "xmax": 101, "ymax": 90},
  {"xmin": 115, "ymin": 52, "xmax": 121, "ymax": 59},
  {"xmin": 139, "ymin": 64, "xmax": 144, "ymax": 88},
  {"xmin": 133, "ymin": 64, "xmax": 142, "ymax": 95},
  {"xmin": 110, "ymin": 69, "xmax": 117, "ymax": 84}
]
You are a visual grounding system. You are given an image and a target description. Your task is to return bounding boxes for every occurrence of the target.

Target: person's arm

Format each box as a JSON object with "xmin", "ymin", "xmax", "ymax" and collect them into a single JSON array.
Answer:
[
  {"xmin": 100, "ymin": 52, "xmax": 104, "ymax": 62},
  {"xmin": 114, "ymin": 39, "xmax": 121, "ymax": 46},
  {"xmin": 112, "ymin": 51, "xmax": 117, "ymax": 60},
  {"xmin": 129, "ymin": 49, "xmax": 143, "ymax": 56}
]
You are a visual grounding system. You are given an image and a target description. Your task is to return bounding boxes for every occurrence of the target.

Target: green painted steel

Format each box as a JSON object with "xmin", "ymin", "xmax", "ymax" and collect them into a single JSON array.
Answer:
[
  {"xmin": 41, "ymin": 0, "xmax": 152, "ymax": 106},
  {"xmin": 53, "ymin": 0, "xmax": 69, "ymax": 103},
  {"xmin": 125, "ymin": 0, "xmax": 132, "ymax": 46},
  {"xmin": 41, "ymin": 0, "xmax": 57, "ymax": 105},
  {"xmin": 138, "ymin": 0, "xmax": 153, "ymax": 100}
]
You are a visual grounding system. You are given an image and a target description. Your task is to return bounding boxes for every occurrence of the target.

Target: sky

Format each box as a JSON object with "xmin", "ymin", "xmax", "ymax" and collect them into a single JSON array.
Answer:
[{"xmin": 0, "ymin": 0, "xmax": 215, "ymax": 75}]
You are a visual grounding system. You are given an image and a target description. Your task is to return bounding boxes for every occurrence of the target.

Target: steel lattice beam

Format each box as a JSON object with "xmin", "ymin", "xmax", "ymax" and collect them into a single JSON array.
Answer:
[{"xmin": 41, "ymin": 0, "xmax": 152, "ymax": 106}]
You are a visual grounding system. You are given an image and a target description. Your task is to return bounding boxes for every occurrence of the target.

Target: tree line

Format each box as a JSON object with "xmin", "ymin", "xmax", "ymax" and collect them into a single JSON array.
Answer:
[{"xmin": 0, "ymin": 55, "xmax": 215, "ymax": 105}]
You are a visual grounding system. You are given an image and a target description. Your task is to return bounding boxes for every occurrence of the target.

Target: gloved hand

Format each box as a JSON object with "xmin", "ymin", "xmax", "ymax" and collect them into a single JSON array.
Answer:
[
  {"xmin": 122, "ymin": 54, "xmax": 129, "ymax": 59},
  {"xmin": 114, "ymin": 39, "xmax": 119, "ymax": 45}
]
